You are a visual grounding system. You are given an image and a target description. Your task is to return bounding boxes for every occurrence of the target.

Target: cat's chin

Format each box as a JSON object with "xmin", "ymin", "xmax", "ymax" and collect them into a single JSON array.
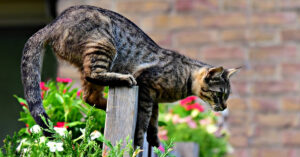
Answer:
[{"xmin": 212, "ymin": 106, "xmax": 226, "ymax": 112}]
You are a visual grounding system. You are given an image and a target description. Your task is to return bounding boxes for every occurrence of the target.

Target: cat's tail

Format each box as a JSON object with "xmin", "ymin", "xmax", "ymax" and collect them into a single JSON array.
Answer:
[{"xmin": 21, "ymin": 26, "xmax": 51, "ymax": 134}]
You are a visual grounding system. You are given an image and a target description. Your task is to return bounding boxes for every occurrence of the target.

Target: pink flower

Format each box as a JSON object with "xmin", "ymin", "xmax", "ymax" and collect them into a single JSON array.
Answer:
[
  {"xmin": 77, "ymin": 90, "xmax": 82, "ymax": 96},
  {"xmin": 158, "ymin": 145, "xmax": 165, "ymax": 152},
  {"xmin": 172, "ymin": 114, "xmax": 181, "ymax": 124},
  {"xmin": 180, "ymin": 96, "xmax": 197, "ymax": 105},
  {"xmin": 40, "ymin": 82, "xmax": 49, "ymax": 91},
  {"xmin": 187, "ymin": 120, "xmax": 197, "ymax": 128},
  {"xmin": 56, "ymin": 77, "xmax": 72, "ymax": 83},
  {"xmin": 158, "ymin": 129, "xmax": 168, "ymax": 140},
  {"xmin": 185, "ymin": 103, "xmax": 205, "ymax": 112},
  {"xmin": 55, "ymin": 122, "xmax": 69, "ymax": 128}
]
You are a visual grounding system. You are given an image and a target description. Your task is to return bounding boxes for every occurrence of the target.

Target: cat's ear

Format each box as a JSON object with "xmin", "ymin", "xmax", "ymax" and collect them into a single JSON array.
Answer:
[
  {"xmin": 226, "ymin": 68, "xmax": 240, "ymax": 78},
  {"xmin": 207, "ymin": 66, "xmax": 224, "ymax": 78}
]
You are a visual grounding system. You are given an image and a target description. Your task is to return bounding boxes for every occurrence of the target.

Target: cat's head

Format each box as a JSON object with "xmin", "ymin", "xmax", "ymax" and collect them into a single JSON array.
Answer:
[{"xmin": 192, "ymin": 66, "xmax": 238, "ymax": 111}]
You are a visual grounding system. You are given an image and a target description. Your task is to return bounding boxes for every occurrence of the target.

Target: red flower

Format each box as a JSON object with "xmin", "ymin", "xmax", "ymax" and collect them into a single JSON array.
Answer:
[
  {"xmin": 40, "ymin": 82, "xmax": 49, "ymax": 91},
  {"xmin": 77, "ymin": 90, "xmax": 82, "ymax": 96},
  {"xmin": 180, "ymin": 96, "xmax": 197, "ymax": 105},
  {"xmin": 56, "ymin": 77, "xmax": 72, "ymax": 83},
  {"xmin": 63, "ymin": 89, "xmax": 67, "ymax": 94},
  {"xmin": 20, "ymin": 102, "xmax": 28, "ymax": 108},
  {"xmin": 185, "ymin": 103, "xmax": 205, "ymax": 112},
  {"xmin": 55, "ymin": 122, "xmax": 69, "ymax": 128},
  {"xmin": 41, "ymin": 91, "xmax": 45, "ymax": 99}
]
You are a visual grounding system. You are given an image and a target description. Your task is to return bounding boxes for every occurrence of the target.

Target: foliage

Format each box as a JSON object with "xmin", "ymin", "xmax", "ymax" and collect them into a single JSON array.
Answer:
[
  {"xmin": 158, "ymin": 96, "xmax": 232, "ymax": 157},
  {"xmin": 1, "ymin": 79, "xmax": 141, "ymax": 157}
]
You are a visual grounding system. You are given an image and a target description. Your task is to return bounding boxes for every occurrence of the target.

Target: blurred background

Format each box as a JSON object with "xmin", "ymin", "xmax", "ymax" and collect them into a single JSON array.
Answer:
[{"xmin": 1, "ymin": 0, "xmax": 300, "ymax": 156}]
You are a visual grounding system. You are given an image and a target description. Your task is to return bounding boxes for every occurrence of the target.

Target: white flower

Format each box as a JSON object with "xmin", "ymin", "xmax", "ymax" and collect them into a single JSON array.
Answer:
[
  {"xmin": 54, "ymin": 127, "xmax": 67, "ymax": 136},
  {"xmin": 39, "ymin": 136, "xmax": 46, "ymax": 143},
  {"xmin": 80, "ymin": 128, "xmax": 86, "ymax": 136},
  {"xmin": 16, "ymin": 139, "xmax": 26, "ymax": 152},
  {"xmin": 30, "ymin": 125, "xmax": 41, "ymax": 134},
  {"xmin": 47, "ymin": 141, "xmax": 64, "ymax": 152},
  {"xmin": 90, "ymin": 130, "xmax": 101, "ymax": 140},
  {"xmin": 23, "ymin": 148, "xmax": 29, "ymax": 153},
  {"xmin": 206, "ymin": 124, "xmax": 218, "ymax": 133}
]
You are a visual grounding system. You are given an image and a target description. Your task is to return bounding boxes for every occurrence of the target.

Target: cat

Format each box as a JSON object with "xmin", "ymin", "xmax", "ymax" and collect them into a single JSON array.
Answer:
[{"xmin": 21, "ymin": 5, "xmax": 238, "ymax": 147}]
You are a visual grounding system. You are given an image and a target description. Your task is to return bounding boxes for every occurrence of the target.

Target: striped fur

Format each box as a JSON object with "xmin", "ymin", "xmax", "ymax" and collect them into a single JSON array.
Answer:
[{"xmin": 21, "ymin": 5, "xmax": 237, "ymax": 147}]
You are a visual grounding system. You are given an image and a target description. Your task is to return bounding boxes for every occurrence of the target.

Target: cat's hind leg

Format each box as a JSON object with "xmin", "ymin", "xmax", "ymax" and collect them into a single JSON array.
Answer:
[
  {"xmin": 134, "ymin": 88, "xmax": 154, "ymax": 147},
  {"xmin": 146, "ymin": 103, "xmax": 160, "ymax": 147},
  {"xmin": 83, "ymin": 42, "xmax": 136, "ymax": 87}
]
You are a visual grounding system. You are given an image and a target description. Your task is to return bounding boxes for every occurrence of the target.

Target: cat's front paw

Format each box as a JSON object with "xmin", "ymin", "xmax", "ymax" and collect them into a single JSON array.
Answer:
[
  {"xmin": 121, "ymin": 74, "xmax": 137, "ymax": 87},
  {"xmin": 147, "ymin": 134, "xmax": 160, "ymax": 147}
]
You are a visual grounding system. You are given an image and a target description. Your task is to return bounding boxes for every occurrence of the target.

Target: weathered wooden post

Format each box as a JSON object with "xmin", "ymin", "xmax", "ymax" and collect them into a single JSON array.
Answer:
[{"xmin": 103, "ymin": 86, "xmax": 139, "ymax": 156}]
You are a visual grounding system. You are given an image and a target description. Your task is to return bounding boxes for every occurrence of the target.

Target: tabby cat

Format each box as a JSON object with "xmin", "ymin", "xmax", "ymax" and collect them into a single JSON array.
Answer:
[{"xmin": 21, "ymin": 5, "xmax": 238, "ymax": 147}]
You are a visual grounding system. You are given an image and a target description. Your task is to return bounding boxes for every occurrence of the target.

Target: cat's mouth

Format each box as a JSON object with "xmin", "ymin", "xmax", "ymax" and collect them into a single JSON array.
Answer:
[{"xmin": 212, "ymin": 103, "xmax": 227, "ymax": 112}]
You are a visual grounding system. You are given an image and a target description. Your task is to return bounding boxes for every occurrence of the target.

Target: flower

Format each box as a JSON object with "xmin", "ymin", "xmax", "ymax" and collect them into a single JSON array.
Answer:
[
  {"xmin": 185, "ymin": 103, "xmax": 205, "ymax": 112},
  {"xmin": 54, "ymin": 127, "xmax": 67, "ymax": 136},
  {"xmin": 30, "ymin": 125, "xmax": 41, "ymax": 134},
  {"xmin": 206, "ymin": 124, "xmax": 218, "ymax": 133},
  {"xmin": 158, "ymin": 145, "xmax": 165, "ymax": 152},
  {"xmin": 90, "ymin": 130, "xmax": 101, "ymax": 140},
  {"xmin": 40, "ymin": 82, "xmax": 49, "ymax": 91},
  {"xmin": 16, "ymin": 139, "xmax": 26, "ymax": 152},
  {"xmin": 77, "ymin": 90, "xmax": 82, "ymax": 96},
  {"xmin": 180, "ymin": 96, "xmax": 197, "ymax": 105},
  {"xmin": 20, "ymin": 102, "xmax": 28, "ymax": 108},
  {"xmin": 39, "ymin": 136, "xmax": 46, "ymax": 143},
  {"xmin": 80, "ymin": 128, "xmax": 86, "ymax": 136},
  {"xmin": 158, "ymin": 128, "xmax": 168, "ymax": 140},
  {"xmin": 55, "ymin": 122, "xmax": 69, "ymax": 128},
  {"xmin": 47, "ymin": 141, "xmax": 64, "ymax": 152},
  {"xmin": 56, "ymin": 77, "xmax": 72, "ymax": 83}
]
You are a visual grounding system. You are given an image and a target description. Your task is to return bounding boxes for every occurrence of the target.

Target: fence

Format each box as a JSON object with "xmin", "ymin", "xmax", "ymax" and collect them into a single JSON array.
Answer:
[{"xmin": 103, "ymin": 86, "xmax": 199, "ymax": 157}]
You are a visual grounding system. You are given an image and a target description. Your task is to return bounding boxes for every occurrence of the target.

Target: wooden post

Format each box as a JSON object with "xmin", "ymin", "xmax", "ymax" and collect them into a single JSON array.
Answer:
[
  {"xmin": 103, "ymin": 86, "xmax": 139, "ymax": 156},
  {"xmin": 174, "ymin": 142, "xmax": 199, "ymax": 157}
]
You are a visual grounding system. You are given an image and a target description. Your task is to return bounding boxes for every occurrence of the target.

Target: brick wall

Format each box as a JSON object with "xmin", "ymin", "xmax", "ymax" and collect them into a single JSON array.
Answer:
[{"xmin": 57, "ymin": 1, "xmax": 300, "ymax": 156}]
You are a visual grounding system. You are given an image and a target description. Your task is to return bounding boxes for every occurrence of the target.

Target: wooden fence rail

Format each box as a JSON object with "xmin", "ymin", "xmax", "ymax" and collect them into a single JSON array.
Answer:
[{"xmin": 103, "ymin": 86, "xmax": 199, "ymax": 157}]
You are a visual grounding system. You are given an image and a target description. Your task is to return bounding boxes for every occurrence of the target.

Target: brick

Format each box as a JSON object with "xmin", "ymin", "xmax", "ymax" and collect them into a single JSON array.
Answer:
[
  {"xmin": 251, "ymin": 148, "xmax": 289, "ymax": 157},
  {"xmin": 221, "ymin": 29, "xmax": 247, "ymax": 42},
  {"xmin": 175, "ymin": 30, "xmax": 218, "ymax": 45},
  {"xmin": 282, "ymin": 63, "xmax": 300, "ymax": 79},
  {"xmin": 250, "ymin": 12, "xmax": 297, "ymax": 26},
  {"xmin": 229, "ymin": 135, "xmax": 248, "ymax": 147},
  {"xmin": 148, "ymin": 32, "xmax": 172, "ymax": 47},
  {"xmin": 279, "ymin": 0, "xmax": 300, "ymax": 9},
  {"xmin": 176, "ymin": 48, "xmax": 201, "ymax": 60},
  {"xmin": 231, "ymin": 81, "xmax": 248, "ymax": 96},
  {"xmin": 227, "ymin": 98, "xmax": 247, "ymax": 111},
  {"xmin": 236, "ymin": 64, "xmax": 277, "ymax": 81},
  {"xmin": 251, "ymin": 81, "xmax": 298, "ymax": 95},
  {"xmin": 251, "ymin": 128, "xmax": 282, "ymax": 146},
  {"xmin": 252, "ymin": 0, "xmax": 278, "ymax": 11},
  {"xmin": 116, "ymin": 1, "xmax": 170, "ymax": 14},
  {"xmin": 249, "ymin": 45, "xmax": 297, "ymax": 62},
  {"xmin": 255, "ymin": 113, "xmax": 299, "ymax": 128},
  {"xmin": 283, "ymin": 130, "xmax": 300, "ymax": 146},
  {"xmin": 228, "ymin": 111, "xmax": 250, "ymax": 125},
  {"xmin": 250, "ymin": 98, "xmax": 279, "ymax": 112},
  {"xmin": 224, "ymin": 0, "xmax": 247, "ymax": 10},
  {"xmin": 200, "ymin": 45, "xmax": 245, "ymax": 61},
  {"xmin": 200, "ymin": 13, "xmax": 247, "ymax": 28},
  {"xmin": 282, "ymin": 97, "xmax": 300, "ymax": 111},
  {"xmin": 229, "ymin": 148, "xmax": 249, "ymax": 157},
  {"xmin": 282, "ymin": 29, "xmax": 300, "ymax": 41},
  {"xmin": 175, "ymin": 0, "xmax": 218, "ymax": 12},
  {"xmin": 247, "ymin": 29, "xmax": 277, "ymax": 42},
  {"xmin": 141, "ymin": 15, "xmax": 198, "ymax": 30}
]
